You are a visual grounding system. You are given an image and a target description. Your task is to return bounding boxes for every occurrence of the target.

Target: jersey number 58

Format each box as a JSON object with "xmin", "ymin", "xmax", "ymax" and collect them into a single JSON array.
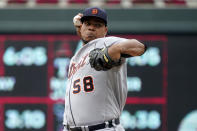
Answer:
[{"xmin": 73, "ymin": 76, "xmax": 94, "ymax": 94}]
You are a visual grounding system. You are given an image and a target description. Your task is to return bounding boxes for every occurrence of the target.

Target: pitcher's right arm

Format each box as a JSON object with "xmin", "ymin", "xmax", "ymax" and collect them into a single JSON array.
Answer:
[{"xmin": 73, "ymin": 13, "xmax": 83, "ymax": 38}]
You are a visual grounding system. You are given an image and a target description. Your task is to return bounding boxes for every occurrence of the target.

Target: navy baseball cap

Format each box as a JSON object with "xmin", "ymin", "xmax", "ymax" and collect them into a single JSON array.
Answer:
[{"xmin": 81, "ymin": 7, "xmax": 107, "ymax": 26}]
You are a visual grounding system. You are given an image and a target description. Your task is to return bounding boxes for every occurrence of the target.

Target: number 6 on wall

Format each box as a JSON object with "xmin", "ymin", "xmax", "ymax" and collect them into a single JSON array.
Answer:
[{"xmin": 73, "ymin": 76, "xmax": 94, "ymax": 94}]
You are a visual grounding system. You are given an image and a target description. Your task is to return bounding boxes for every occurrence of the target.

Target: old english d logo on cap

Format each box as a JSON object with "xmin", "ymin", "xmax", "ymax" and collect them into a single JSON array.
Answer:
[
  {"xmin": 81, "ymin": 7, "xmax": 107, "ymax": 25},
  {"xmin": 92, "ymin": 9, "xmax": 98, "ymax": 14}
]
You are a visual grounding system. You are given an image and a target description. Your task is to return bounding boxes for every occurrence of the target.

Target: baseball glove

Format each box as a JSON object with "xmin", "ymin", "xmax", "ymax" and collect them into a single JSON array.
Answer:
[{"xmin": 89, "ymin": 46, "xmax": 121, "ymax": 71}]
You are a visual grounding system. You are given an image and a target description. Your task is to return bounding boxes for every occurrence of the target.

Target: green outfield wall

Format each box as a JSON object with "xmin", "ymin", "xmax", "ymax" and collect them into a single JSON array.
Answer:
[{"xmin": 0, "ymin": 8, "xmax": 196, "ymax": 34}]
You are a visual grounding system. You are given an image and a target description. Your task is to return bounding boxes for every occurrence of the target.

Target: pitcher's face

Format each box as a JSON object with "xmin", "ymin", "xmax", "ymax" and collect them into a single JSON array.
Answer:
[{"xmin": 80, "ymin": 17, "xmax": 108, "ymax": 44}]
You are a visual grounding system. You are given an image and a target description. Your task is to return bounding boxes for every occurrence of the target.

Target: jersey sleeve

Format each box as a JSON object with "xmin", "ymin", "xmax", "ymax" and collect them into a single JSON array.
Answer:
[
  {"xmin": 104, "ymin": 36, "xmax": 128, "ymax": 47},
  {"xmin": 104, "ymin": 36, "xmax": 129, "ymax": 63}
]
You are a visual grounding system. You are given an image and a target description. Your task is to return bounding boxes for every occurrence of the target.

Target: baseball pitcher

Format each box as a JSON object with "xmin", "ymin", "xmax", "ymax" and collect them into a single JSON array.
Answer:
[{"xmin": 63, "ymin": 7, "xmax": 146, "ymax": 131}]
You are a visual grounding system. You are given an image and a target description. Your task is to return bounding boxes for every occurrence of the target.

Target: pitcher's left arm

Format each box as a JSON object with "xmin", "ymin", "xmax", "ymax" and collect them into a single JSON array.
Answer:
[{"xmin": 108, "ymin": 39, "xmax": 147, "ymax": 61}]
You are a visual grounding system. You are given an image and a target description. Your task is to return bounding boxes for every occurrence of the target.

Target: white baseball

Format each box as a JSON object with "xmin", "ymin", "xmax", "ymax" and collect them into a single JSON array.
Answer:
[{"xmin": 73, "ymin": 15, "xmax": 82, "ymax": 27}]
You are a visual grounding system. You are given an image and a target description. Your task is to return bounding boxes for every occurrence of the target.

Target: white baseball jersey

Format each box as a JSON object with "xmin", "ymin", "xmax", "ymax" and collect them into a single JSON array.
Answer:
[{"xmin": 63, "ymin": 36, "xmax": 128, "ymax": 127}]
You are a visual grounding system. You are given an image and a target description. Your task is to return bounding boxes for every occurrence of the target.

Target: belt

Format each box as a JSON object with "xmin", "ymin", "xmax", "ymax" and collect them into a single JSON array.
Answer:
[{"xmin": 66, "ymin": 118, "xmax": 120, "ymax": 131}]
